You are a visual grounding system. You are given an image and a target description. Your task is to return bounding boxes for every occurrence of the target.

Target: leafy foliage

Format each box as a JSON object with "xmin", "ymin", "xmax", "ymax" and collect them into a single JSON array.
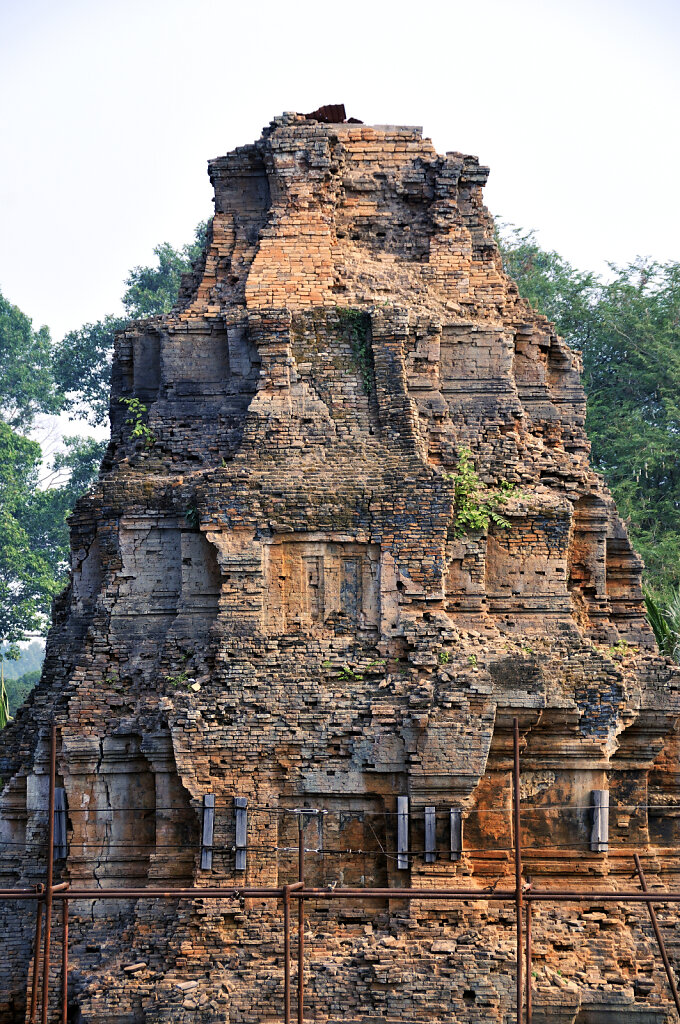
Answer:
[
  {"xmin": 4, "ymin": 669, "xmax": 40, "ymax": 718},
  {"xmin": 0, "ymin": 673, "xmax": 10, "ymax": 728},
  {"xmin": 446, "ymin": 448, "xmax": 513, "ymax": 538},
  {"xmin": 0, "ymin": 290, "xmax": 62, "ymax": 430},
  {"xmin": 27, "ymin": 436, "xmax": 109, "ymax": 588},
  {"xmin": 497, "ymin": 224, "xmax": 680, "ymax": 603},
  {"xmin": 119, "ymin": 397, "xmax": 154, "ymax": 447},
  {"xmin": 645, "ymin": 589, "xmax": 680, "ymax": 662},
  {"xmin": 0, "ymin": 640, "xmax": 44, "ymax": 679},
  {"xmin": 53, "ymin": 221, "xmax": 208, "ymax": 430},
  {"xmin": 53, "ymin": 315, "xmax": 127, "ymax": 427},
  {"xmin": 336, "ymin": 308, "xmax": 374, "ymax": 394},
  {"xmin": 0, "ymin": 223, "xmax": 209, "ymax": 719},
  {"xmin": 0, "ymin": 423, "xmax": 61, "ymax": 656},
  {"xmin": 123, "ymin": 222, "xmax": 208, "ymax": 319}
]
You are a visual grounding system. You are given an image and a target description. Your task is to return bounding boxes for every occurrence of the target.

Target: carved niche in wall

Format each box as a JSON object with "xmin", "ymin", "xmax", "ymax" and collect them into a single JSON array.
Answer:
[{"xmin": 263, "ymin": 538, "xmax": 380, "ymax": 635}]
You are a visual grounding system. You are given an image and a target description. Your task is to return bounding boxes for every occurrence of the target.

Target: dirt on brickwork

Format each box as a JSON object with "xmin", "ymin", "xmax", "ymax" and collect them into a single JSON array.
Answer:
[{"xmin": 2, "ymin": 111, "xmax": 680, "ymax": 1023}]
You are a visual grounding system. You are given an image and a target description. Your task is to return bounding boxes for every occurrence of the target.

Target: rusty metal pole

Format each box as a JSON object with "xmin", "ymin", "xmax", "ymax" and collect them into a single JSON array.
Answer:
[
  {"xmin": 525, "ymin": 878, "xmax": 532, "ymax": 1024},
  {"xmin": 298, "ymin": 818, "xmax": 305, "ymax": 1024},
  {"xmin": 42, "ymin": 724, "xmax": 56, "ymax": 1024},
  {"xmin": 284, "ymin": 885, "xmax": 291, "ymax": 1024},
  {"xmin": 29, "ymin": 897, "xmax": 44, "ymax": 1022},
  {"xmin": 61, "ymin": 899, "xmax": 68, "ymax": 1024},
  {"xmin": 282, "ymin": 882, "xmax": 303, "ymax": 1024},
  {"xmin": 634, "ymin": 853, "xmax": 680, "ymax": 1017},
  {"xmin": 513, "ymin": 717, "xmax": 524, "ymax": 1024}
]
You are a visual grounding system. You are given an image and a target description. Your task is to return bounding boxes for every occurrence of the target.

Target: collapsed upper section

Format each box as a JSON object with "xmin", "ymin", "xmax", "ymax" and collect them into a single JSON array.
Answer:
[{"xmin": 178, "ymin": 114, "xmax": 510, "ymax": 320}]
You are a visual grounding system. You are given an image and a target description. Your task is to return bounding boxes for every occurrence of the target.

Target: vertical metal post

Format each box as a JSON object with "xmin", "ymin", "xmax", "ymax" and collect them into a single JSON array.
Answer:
[
  {"xmin": 634, "ymin": 853, "xmax": 680, "ymax": 1016},
  {"xmin": 29, "ymin": 897, "xmax": 44, "ymax": 1022},
  {"xmin": 513, "ymin": 717, "xmax": 524, "ymax": 1024},
  {"xmin": 297, "ymin": 818, "xmax": 305, "ymax": 1024},
  {"xmin": 525, "ymin": 878, "xmax": 532, "ymax": 1024},
  {"xmin": 284, "ymin": 885, "xmax": 291, "ymax": 1024},
  {"xmin": 42, "ymin": 724, "xmax": 56, "ymax": 1024},
  {"xmin": 61, "ymin": 899, "xmax": 68, "ymax": 1024}
]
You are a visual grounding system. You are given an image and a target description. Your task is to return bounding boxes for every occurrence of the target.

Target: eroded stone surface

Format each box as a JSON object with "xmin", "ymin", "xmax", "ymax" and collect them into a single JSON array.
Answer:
[{"xmin": 2, "ymin": 111, "xmax": 680, "ymax": 1023}]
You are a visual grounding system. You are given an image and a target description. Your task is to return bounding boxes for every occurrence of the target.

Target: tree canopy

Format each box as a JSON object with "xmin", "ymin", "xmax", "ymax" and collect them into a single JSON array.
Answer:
[
  {"xmin": 0, "ymin": 291, "xmax": 62, "ymax": 430},
  {"xmin": 53, "ymin": 221, "xmax": 208, "ymax": 430},
  {"xmin": 0, "ymin": 422, "xmax": 60, "ymax": 658},
  {"xmin": 0, "ymin": 222, "xmax": 209, "ymax": 681},
  {"xmin": 497, "ymin": 224, "xmax": 680, "ymax": 604}
]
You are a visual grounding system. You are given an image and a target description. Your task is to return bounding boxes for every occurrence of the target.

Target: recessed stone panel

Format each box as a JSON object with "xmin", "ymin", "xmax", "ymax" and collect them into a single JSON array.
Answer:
[
  {"xmin": 263, "ymin": 538, "xmax": 380, "ymax": 634},
  {"xmin": 116, "ymin": 521, "xmax": 181, "ymax": 617}
]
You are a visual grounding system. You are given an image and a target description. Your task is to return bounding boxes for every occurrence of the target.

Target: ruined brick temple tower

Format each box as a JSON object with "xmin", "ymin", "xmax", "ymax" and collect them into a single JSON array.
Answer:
[{"xmin": 2, "ymin": 108, "xmax": 680, "ymax": 1023}]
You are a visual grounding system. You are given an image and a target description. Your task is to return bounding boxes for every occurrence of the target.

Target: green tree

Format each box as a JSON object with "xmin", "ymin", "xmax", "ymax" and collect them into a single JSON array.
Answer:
[
  {"xmin": 123, "ymin": 221, "xmax": 208, "ymax": 319},
  {"xmin": 645, "ymin": 588, "xmax": 680, "ymax": 662},
  {"xmin": 0, "ymin": 290, "xmax": 61, "ymax": 429},
  {"xmin": 0, "ymin": 423, "xmax": 61, "ymax": 659},
  {"xmin": 28, "ymin": 436, "xmax": 109, "ymax": 584},
  {"xmin": 0, "ymin": 669, "xmax": 10, "ymax": 728},
  {"xmin": 52, "ymin": 315, "xmax": 127, "ymax": 427},
  {"xmin": 497, "ymin": 224, "xmax": 599, "ymax": 343},
  {"xmin": 5, "ymin": 669, "xmax": 41, "ymax": 718},
  {"xmin": 497, "ymin": 224, "xmax": 680, "ymax": 602},
  {"xmin": 53, "ymin": 220, "xmax": 208, "ymax": 429}
]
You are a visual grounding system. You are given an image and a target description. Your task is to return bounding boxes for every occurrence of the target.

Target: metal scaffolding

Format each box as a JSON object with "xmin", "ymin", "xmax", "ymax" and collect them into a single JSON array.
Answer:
[{"xmin": 2, "ymin": 719, "xmax": 680, "ymax": 1024}]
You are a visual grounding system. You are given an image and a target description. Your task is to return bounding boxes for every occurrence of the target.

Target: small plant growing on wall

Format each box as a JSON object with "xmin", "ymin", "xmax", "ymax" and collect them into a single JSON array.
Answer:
[
  {"xmin": 445, "ymin": 448, "xmax": 515, "ymax": 538},
  {"xmin": 185, "ymin": 501, "xmax": 200, "ymax": 529},
  {"xmin": 336, "ymin": 308, "xmax": 374, "ymax": 395},
  {"xmin": 119, "ymin": 397, "xmax": 155, "ymax": 448}
]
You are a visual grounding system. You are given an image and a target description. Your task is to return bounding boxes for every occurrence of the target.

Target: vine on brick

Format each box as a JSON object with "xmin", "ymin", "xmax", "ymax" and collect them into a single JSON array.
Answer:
[
  {"xmin": 336, "ymin": 308, "xmax": 374, "ymax": 394},
  {"xmin": 119, "ymin": 397, "xmax": 155, "ymax": 448}
]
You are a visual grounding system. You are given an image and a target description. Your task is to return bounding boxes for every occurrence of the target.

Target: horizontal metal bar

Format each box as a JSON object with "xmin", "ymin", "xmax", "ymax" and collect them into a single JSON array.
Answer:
[
  {"xmin": 52, "ymin": 888, "xmax": 285, "ymax": 900},
  {"xmin": 288, "ymin": 888, "xmax": 517, "ymax": 900},
  {"xmin": 6, "ymin": 884, "xmax": 680, "ymax": 906},
  {"xmin": 52, "ymin": 887, "xmax": 518, "ymax": 902},
  {"xmin": 0, "ymin": 892, "xmax": 45, "ymax": 901},
  {"xmin": 526, "ymin": 890, "xmax": 680, "ymax": 903}
]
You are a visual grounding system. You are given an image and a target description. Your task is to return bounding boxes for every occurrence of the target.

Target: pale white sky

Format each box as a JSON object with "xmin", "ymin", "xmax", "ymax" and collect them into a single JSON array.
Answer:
[{"xmin": 1, "ymin": 0, "xmax": 679, "ymax": 342}]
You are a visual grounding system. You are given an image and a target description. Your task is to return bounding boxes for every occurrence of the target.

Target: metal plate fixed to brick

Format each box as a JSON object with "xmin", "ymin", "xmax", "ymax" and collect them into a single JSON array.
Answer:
[
  {"xmin": 54, "ymin": 787, "xmax": 67, "ymax": 860},
  {"xmin": 591, "ymin": 790, "xmax": 609, "ymax": 853},
  {"xmin": 397, "ymin": 796, "xmax": 409, "ymax": 870},
  {"xmin": 235, "ymin": 797, "xmax": 247, "ymax": 871},
  {"xmin": 450, "ymin": 808, "xmax": 462, "ymax": 862},
  {"xmin": 201, "ymin": 794, "xmax": 215, "ymax": 870},
  {"xmin": 424, "ymin": 806, "xmax": 436, "ymax": 864}
]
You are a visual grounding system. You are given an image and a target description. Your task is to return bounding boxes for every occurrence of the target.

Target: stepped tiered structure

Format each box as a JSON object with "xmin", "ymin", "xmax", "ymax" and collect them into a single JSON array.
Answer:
[{"xmin": 2, "ymin": 107, "xmax": 680, "ymax": 1023}]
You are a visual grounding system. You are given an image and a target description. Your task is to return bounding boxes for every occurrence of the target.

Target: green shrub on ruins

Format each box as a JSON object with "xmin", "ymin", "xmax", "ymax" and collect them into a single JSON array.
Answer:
[
  {"xmin": 119, "ymin": 397, "xmax": 155, "ymax": 448},
  {"xmin": 446, "ymin": 448, "xmax": 513, "ymax": 538}
]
